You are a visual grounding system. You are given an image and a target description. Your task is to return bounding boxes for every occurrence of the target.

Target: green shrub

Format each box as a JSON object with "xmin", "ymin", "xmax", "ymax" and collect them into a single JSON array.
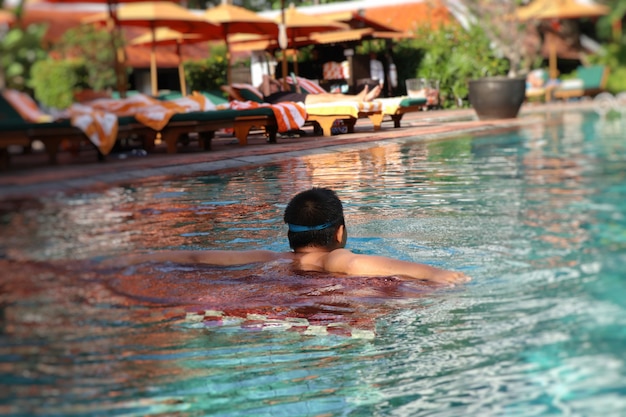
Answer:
[
  {"xmin": 184, "ymin": 45, "xmax": 228, "ymax": 93},
  {"xmin": 52, "ymin": 24, "xmax": 120, "ymax": 91},
  {"xmin": 30, "ymin": 59, "xmax": 87, "ymax": 109},
  {"xmin": 588, "ymin": 41, "xmax": 626, "ymax": 94},
  {"xmin": 405, "ymin": 24, "xmax": 508, "ymax": 109},
  {"xmin": 0, "ymin": 24, "xmax": 48, "ymax": 93}
]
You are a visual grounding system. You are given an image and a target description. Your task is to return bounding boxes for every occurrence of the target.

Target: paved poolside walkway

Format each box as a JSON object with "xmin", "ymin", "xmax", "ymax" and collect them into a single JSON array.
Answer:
[{"xmin": 0, "ymin": 100, "xmax": 597, "ymax": 200}]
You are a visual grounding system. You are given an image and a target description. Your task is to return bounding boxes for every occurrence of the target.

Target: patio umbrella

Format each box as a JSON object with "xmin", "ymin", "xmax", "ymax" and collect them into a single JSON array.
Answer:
[
  {"xmin": 276, "ymin": 3, "xmax": 348, "ymax": 85},
  {"xmin": 0, "ymin": 9, "xmax": 15, "ymax": 25},
  {"xmin": 517, "ymin": 0, "xmax": 609, "ymax": 79},
  {"xmin": 85, "ymin": 1, "xmax": 222, "ymax": 96},
  {"xmin": 42, "ymin": 0, "xmax": 177, "ymax": 97},
  {"xmin": 203, "ymin": 4, "xmax": 278, "ymax": 85},
  {"xmin": 130, "ymin": 27, "xmax": 215, "ymax": 96}
]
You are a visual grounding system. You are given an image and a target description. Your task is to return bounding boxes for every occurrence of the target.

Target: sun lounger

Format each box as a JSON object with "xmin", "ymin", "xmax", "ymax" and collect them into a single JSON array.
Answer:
[
  {"xmin": 304, "ymin": 101, "xmax": 384, "ymax": 136},
  {"xmin": 0, "ymin": 89, "xmax": 131, "ymax": 169},
  {"xmin": 376, "ymin": 96, "xmax": 427, "ymax": 128},
  {"xmin": 225, "ymin": 81, "xmax": 383, "ymax": 136},
  {"xmin": 552, "ymin": 65, "xmax": 609, "ymax": 101},
  {"xmin": 81, "ymin": 92, "xmax": 283, "ymax": 153},
  {"xmin": 283, "ymin": 76, "xmax": 425, "ymax": 129},
  {"xmin": 152, "ymin": 91, "xmax": 279, "ymax": 151}
]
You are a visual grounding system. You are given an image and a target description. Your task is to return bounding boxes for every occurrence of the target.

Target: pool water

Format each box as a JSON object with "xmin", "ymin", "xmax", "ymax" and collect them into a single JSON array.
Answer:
[{"xmin": 1, "ymin": 110, "xmax": 625, "ymax": 416}]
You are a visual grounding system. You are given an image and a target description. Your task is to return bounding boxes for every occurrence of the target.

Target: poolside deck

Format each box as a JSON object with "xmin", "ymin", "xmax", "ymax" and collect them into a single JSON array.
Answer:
[{"xmin": 0, "ymin": 100, "xmax": 597, "ymax": 200}]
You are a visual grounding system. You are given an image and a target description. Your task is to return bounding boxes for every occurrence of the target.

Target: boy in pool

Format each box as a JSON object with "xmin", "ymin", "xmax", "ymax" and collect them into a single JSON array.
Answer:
[{"xmin": 114, "ymin": 188, "xmax": 469, "ymax": 286}]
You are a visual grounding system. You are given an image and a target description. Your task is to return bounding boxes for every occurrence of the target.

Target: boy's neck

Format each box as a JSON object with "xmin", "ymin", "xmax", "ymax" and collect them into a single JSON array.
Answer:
[{"xmin": 293, "ymin": 246, "xmax": 331, "ymax": 254}]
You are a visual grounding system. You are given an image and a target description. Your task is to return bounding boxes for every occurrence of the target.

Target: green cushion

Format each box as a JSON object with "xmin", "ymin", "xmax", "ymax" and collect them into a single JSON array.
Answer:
[
  {"xmin": 399, "ymin": 97, "xmax": 427, "ymax": 107},
  {"xmin": 576, "ymin": 65, "xmax": 605, "ymax": 89},
  {"xmin": 0, "ymin": 90, "xmax": 27, "ymax": 122},
  {"xmin": 197, "ymin": 90, "xmax": 228, "ymax": 106},
  {"xmin": 156, "ymin": 90, "xmax": 228, "ymax": 106},
  {"xmin": 168, "ymin": 107, "xmax": 274, "ymax": 123},
  {"xmin": 0, "ymin": 119, "xmax": 73, "ymax": 131},
  {"xmin": 238, "ymin": 88, "xmax": 264, "ymax": 103},
  {"xmin": 110, "ymin": 90, "xmax": 141, "ymax": 99}
]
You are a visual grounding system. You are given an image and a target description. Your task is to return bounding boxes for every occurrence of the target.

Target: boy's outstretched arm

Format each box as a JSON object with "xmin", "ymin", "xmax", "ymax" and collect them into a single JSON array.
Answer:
[
  {"xmin": 325, "ymin": 249, "xmax": 470, "ymax": 285},
  {"xmin": 103, "ymin": 249, "xmax": 284, "ymax": 267}
]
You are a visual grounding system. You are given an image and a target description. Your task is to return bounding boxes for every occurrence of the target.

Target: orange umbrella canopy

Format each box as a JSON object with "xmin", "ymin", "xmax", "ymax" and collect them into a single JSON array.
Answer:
[
  {"xmin": 277, "ymin": 3, "xmax": 349, "ymax": 39},
  {"xmin": 130, "ymin": 27, "xmax": 214, "ymax": 95},
  {"xmin": 516, "ymin": 0, "xmax": 609, "ymax": 79},
  {"xmin": 275, "ymin": 4, "xmax": 349, "ymax": 80},
  {"xmin": 85, "ymin": 1, "xmax": 221, "ymax": 96},
  {"xmin": 204, "ymin": 3, "xmax": 278, "ymax": 37},
  {"xmin": 0, "ymin": 9, "xmax": 15, "ymax": 25},
  {"xmin": 85, "ymin": 1, "xmax": 220, "ymax": 34},
  {"xmin": 203, "ymin": 3, "xmax": 278, "ymax": 85},
  {"xmin": 517, "ymin": 0, "xmax": 609, "ymax": 21},
  {"xmin": 43, "ymin": 0, "xmax": 182, "ymax": 96}
]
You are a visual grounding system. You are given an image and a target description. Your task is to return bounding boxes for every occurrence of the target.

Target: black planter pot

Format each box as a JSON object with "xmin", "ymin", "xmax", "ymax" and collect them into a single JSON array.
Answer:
[{"xmin": 468, "ymin": 77, "xmax": 526, "ymax": 120}]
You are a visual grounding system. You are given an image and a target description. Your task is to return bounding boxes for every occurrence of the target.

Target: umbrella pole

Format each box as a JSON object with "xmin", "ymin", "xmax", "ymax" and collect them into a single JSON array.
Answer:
[
  {"xmin": 280, "ymin": 0, "xmax": 288, "ymax": 89},
  {"xmin": 549, "ymin": 41, "xmax": 558, "ymax": 80},
  {"xmin": 107, "ymin": 2, "xmax": 126, "ymax": 98},
  {"xmin": 150, "ymin": 25, "xmax": 158, "ymax": 97},
  {"xmin": 177, "ymin": 41, "xmax": 187, "ymax": 96},
  {"xmin": 292, "ymin": 37, "xmax": 299, "ymax": 77},
  {"xmin": 224, "ymin": 24, "xmax": 232, "ymax": 86}
]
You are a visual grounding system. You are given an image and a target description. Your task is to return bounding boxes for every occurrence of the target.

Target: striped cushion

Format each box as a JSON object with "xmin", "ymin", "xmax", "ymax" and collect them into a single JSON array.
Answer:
[
  {"xmin": 231, "ymin": 83, "xmax": 264, "ymax": 103},
  {"xmin": 1, "ymin": 89, "xmax": 53, "ymax": 123},
  {"xmin": 282, "ymin": 76, "xmax": 327, "ymax": 94}
]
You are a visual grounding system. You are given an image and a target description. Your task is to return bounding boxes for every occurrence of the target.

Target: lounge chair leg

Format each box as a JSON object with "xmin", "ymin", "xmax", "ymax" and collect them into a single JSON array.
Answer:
[
  {"xmin": 160, "ymin": 131, "xmax": 179, "ymax": 154},
  {"xmin": 44, "ymin": 137, "xmax": 63, "ymax": 164},
  {"xmin": 391, "ymin": 114, "xmax": 403, "ymax": 128},
  {"xmin": 233, "ymin": 126, "xmax": 250, "ymax": 146},
  {"xmin": 0, "ymin": 149, "xmax": 10, "ymax": 171},
  {"xmin": 141, "ymin": 133, "xmax": 156, "ymax": 151},
  {"xmin": 368, "ymin": 113, "xmax": 384, "ymax": 131},
  {"xmin": 308, "ymin": 117, "xmax": 334, "ymax": 136},
  {"xmin": 345, "ymin": 119, "xmax": 356, "ymax": 134},
  {"xmin": 199, "ymin": 132, "xmax": 214, "ymax": 150},
  {"xmin": 267, "ymin": 127, "xmax": 278, "ymax": 143}
]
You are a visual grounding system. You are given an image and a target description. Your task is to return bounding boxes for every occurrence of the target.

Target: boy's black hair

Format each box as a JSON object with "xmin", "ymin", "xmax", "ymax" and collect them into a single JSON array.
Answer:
[{"xmin": 283, "ymin": 188, "xmax": 345, "ymax": 250}]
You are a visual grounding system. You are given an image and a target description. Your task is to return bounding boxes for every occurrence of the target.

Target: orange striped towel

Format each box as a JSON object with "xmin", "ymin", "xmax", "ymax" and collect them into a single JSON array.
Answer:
[
  {"xmin": 229, "ymin": 100, "xmax": 307, "ymax": 133},
  {"xmin": 1, "ymin": 89, "xmax": 119, "ymax": 155},
  {"xmin": 64, "ymin": 93, "xmax": 219, "ymax": 154},
  {"xmin": 66, "ymin": 104, "xmax": 119, "ymax": 155}
]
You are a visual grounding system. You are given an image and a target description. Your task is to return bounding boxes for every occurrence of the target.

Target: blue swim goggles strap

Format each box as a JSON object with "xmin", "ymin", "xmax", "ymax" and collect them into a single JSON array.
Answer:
[{"xmin": 287, "ymin": 221, "xmax": 334, "ymax": 233}]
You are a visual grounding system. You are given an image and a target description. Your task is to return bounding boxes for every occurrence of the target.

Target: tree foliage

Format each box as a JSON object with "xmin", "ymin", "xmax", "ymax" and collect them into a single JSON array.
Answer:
[
  {"xmin": 52, "ymin": 25, "xmax": 121, "ymax": 91},
  {"xmin": 30, "ymin": 59, "xmax": 86, "ymax": 109},
  {"xmin": 184, "ymin": 44, "xmax": 229, "ymax": 93},
  {"xmin": 406, "ymin": 24, "xmax": 508, "ymax": 108},
  {"xmin": 0, "ymin": 24, "xmax": 48, "ymax": 92}
]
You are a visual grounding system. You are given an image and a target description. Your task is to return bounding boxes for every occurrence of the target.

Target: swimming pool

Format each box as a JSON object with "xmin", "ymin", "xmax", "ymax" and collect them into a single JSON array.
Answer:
[{"xmin": 1, "ymin": 109, "xmax": 625, "ymax": 416}]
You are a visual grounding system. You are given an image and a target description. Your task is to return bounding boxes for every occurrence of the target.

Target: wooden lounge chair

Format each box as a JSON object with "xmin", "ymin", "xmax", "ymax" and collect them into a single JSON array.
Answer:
[
  {"xmin": 146, "ymin": 90, "xmax": 278, "ymax": 152},
  {"xmin": 283, "ymin": 76, "xmax": 426, "ymax": 129},
  {"xmin": 552, "ymin": 65, "xmax": 609, "ymax": 101},
  {"xmin": 0, "ymin": 89, "xmax": 133, "ymax": 170},
  {"xmin": 225, "ymin": 80, "xmax": 384, "ymax": 136},
  {"xmin": 139, "ymin": 106, "xmax": 279, "ymax": 152},
  {"xmin": 83, "ymin": 91, "xmax": 278, "ymax": 154},
  {"xmin": 377, "ymin": 96, "xmax": 428, "ymax": 128},
  {"xmin": 304, "ymin": 101, "xmax": 384, "ymax": 136}
]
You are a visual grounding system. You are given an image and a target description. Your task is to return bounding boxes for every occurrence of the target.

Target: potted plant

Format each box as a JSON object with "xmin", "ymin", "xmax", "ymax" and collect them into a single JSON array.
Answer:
[{"xmin": 447, "ymin": 0, "xmax": 535, "ymax": 119}]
